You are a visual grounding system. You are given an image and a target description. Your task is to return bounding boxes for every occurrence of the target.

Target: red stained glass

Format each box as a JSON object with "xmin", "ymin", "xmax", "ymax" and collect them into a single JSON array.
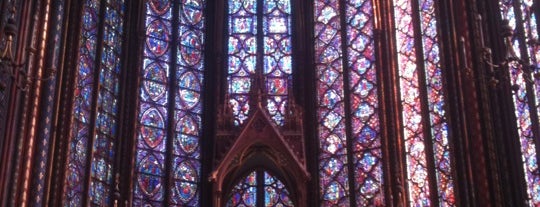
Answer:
[
  {"xmin": 315, "ymin": 0, "xmax": 385, "ymax": 205},
  {"xmin": 226, "ymin": 170, "xmax": 293, "ymax": 206},
  {"xmin": 227, "ymin": 0, "xmax": 292, "ymax": 126},
  {"xmin": 228, "ymin": 0, "xmax": 258, "ymax": 126},
  {"xmin": 135, "ymin": 0, "xmax": 205, "ymax": 205}
]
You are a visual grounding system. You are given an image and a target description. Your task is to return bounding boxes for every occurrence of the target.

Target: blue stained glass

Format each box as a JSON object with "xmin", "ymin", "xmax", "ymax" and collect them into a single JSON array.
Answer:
[
  {"xmin": 394, "ymin": 0, "xmax": 432, "ymax": 205},
  {"xmin": 323, "ymin": 181, "xmax": 346, "ymax": 202},
  {"xmin": 137, "ymin": 174, "xmax": 164, "ymax": 199},
  {"xmin": 105, "ymin": 7, "xmax": 120, "ymax": 25},
  {"xmin": 141, "ymin": 107, "xmax": 166, "ymax": 128},
  {"xmin": 144, "ymin": 62, "xmax": 168, "ymax": 82},
  {"xmin": 147, "ymin": 19, "xmax": 170, "ymax": 40},
  {"xmin": 89, "ymin": 1, "xmax": 125, "ymax": 204},
  {"xmin": 179, "ymin": 31, "xmax": 203, "ymax": 66},
  {"xmin": 228, "ymin": 0, "xmax": 257, "ymax": 126},
  {"xmin": 418, "ymin": 0, "xmax": 455, "ymax": 205},
  {"xmin": 135, "ymin": 0, "xmax": 205, "ymax": 205},
  {"xmin": 175, "ymin": 134, "xmax": 199, "ymax": 155},
  {"xmin": 226, "ymin": 0, "xmax": 292, "ymax": 126},
  {"xmin": 169, "ymin": 0, "xmax": 205, "ymax": 204},
  {"xmin": 146, "ymin": 38, "xmax": 169, "ymax": 56},
  {"xmin": 139, "ymin": 126, "xmax": 166, "ymax": 149},
  {"xmin": 139, "ymin": 154, "xmax": 164, "ymax": 175},
  {"xmin": 264, "ymin": 171, "xmax": 294, "ymax": 206},
  {"xmin": 231, "ymin": 77, "xmax": 251, "ymax": 93},
  {"xmin": 263, "ymin": 0, "xmax": 292, "ymax": 125},
  {"xmin": 227, "ymin": 170, "xmax": 292, "ymax": 206},
  {"xmin": 266, "ymin": 17, "xmax": 288, "ymax": 33},
  {"xmin": 322, "ymin": 89, "xmax": 341, "ymax": 108},
  {"xmin": 149, "ymin": 0, "xmax": 171, "ymax": 15},
  {"xmin": 171, "ymin": 157, "xmax": 201, "ymax": 205},
  {"xmin": 65, "ymin": 0, "xmax": 100, "ymax": 205},
  {"xmin": 82, "ymin": 7, "xmax": 98, "ymax": 30},
  {"xmin": 174, "ymin": 181, "xmax": 198, "ymax": 202},
  {"xmin": 65, "ymin": 0, "xmax": 125, "ymax": 205},
  {"xmin": 90, "ymin": 181, "xmax": 110, "ymax": 205},
  {"xmin": 174, "ymin": 161, "xmax": 198, "ymax": 182},
  {"xmin": 182, "ymin": 0, "xmax": 204, "ymax": 24},
  {"xmin": 177, "ymin": 72, "xmax": 201, "ymax": 109},
  {"xmin": 232, "ymin": 18, "xmax": 256, "ymax": 33},
  {"xmin": 177, "ymin": 115, "xmax": 199, "ymax": 135},
  {"xmin": 144, "ymin": 81, "xmax": 168, "ymax": 103}
]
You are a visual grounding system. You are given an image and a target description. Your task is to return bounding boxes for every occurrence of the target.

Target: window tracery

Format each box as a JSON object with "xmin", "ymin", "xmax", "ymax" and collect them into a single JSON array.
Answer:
[
  {"xmin": 498, "ymin": 0, "xmax": 540, "ymax": 205},
  {"xmin": 134, "ymin": 0, "xmax": 206, "ymax": 205},
  {"xmin": 64, "ymin": 0, "xmax": 125, "ymax": 205},
  {"xmin": 314, "ymin": 0, "xmax": 454, "ymax": 205},
  {"xmin": 226, "ymin": 169, "xmax": 294, "ymax": 207},
  {"xmin": 49, "ymin": 0, "xmax": 540, "ymax": 206},
  {"xmin": 227, "ymin": 0, "xmax": 292, "ymax": 126}
]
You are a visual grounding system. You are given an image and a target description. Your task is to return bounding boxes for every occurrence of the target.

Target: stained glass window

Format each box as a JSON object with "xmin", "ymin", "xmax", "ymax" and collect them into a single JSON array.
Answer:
[
  {"xmin": 393, "ymin": 0, "xmax": 430, "ymax": 204},
  {"xmin": 63, "ymin": 0, "xmax": 125, "ymax": 206},
  {"xmin": 226, "ymin": 169, "xmax": 294, "ymax": 207},
  {"xmin": 227, "ymin": 0, "xmax": 292, "ymax": 126},
  {"xmin": 315, "ymin": 0, "xmax": 454, "ymax": 205},
  {"xmin": 393, "ymin": 0, "xmax": 454, "ymax": 206},
  {"xmin": 227, "ymin": 171, "xmax": 258, "ymax": 206},
  {"xmin": 134, "ymin": 0, "xmax": 206, "ymax": 206},
  {"xmin": 498, "ymin": 0, "xmax": 540, "ymax": 206},
  {"xmin": 314, "ymin": 0, "xmax": 384, "ymax": 205}
]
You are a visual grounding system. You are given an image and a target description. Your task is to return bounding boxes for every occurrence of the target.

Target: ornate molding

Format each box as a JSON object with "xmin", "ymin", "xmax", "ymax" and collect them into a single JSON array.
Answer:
[{"xmin": 211, "ymin": 105, "xmax": 309, "ymax": 207}]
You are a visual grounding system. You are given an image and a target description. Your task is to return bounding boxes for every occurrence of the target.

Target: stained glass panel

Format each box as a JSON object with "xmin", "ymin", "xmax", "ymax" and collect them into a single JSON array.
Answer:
[
  {"xmin": 263, "ymin": 0, "xmax": 292, "ymax": 125},
  {"xmin": 264, "ymin": 171, "xmax": 294, "ymax": 206},
  {"xmin": 313, "ymin": 0, "xmax": 350, "ymax": 205},
  {"xmin": 64, "ymin": 0, "xmax": 125, "ymax": 205},
  {"xmin": 315, "ymin": 0, "xmax": 387, "ymax": 205},
  {"xmin": 314, "ymin": 0, "xmax": 456, "ymax": 205},
  {"xmin": 499, "ymin": 0, "xmax": 540, "ymax": 205},
  {"xmin": 394, "ymin": 0, "xmax": 430, "ymax": 205},
  {"xmin": 345, "ymin": 0, "xmax": 385, "ymax": 205},
  {"xmin": 64, "ymin": 0, "xmax": 100, "ymax": 205},
  {"xmin": 418, "ymin": 0, "xmax": 454, "ymax": 205},
  {"xmin": 134, "ymin": 0, "xmax": 172, "ymax": 205},
  {"xmin": 135, "ymin": 0, "xmax": 205, "ymax": 205},
  {"xmin": 226, "ymin": 170, "xmax": 293, "ymax": 207},
  {"xmin": 171, "ymin": 0, "xmax": 206, "ymax": 204},
  {"xmin": 89, "ymin": 0, "xmax": 125, "ymax": 204},
  {"xmin": 227, "ymin": 171, "xmax": 257, "ymax": 207},
  {"xmin": 228, "ymin": 0, "xmax": 257, "ymax": 125},
  {"xmin": 227, "ymin": 0, "xmax": 292, "ymax": 126}
]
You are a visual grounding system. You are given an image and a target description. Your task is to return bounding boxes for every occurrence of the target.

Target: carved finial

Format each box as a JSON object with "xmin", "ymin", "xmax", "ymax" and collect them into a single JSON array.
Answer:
[{"xmin": 284, "ymin": 83, "xmax": 302, "ymax": 131}]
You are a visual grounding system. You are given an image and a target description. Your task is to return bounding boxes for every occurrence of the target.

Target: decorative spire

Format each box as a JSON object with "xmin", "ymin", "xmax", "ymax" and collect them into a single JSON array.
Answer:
[
  {"xmin": 249, "ymin": 72, "xmax": 266, "ymax": 109},
  {"xmin": 284, "ymin": 81, "xmax": 302, "ymax": 131}
]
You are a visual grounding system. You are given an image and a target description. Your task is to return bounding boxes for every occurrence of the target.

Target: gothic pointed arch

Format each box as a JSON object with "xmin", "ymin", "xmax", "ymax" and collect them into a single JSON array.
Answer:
[
  {"xmin": 211, "ymin": 105, "xmax": 309, "ymax": 207},
  {"xmin": 2, "ymin": 0, "xmax": 540, "ymax": 206}
]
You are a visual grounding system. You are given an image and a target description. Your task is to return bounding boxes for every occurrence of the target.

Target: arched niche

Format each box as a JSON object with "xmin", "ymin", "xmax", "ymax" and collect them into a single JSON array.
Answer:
[
  {"xmin": 223, "ymin": 158, "xmax": 296, "ymax": 206},
  {"xmin": 210, "ymin": 106, "xmax": 309, "ymax": 207}
]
